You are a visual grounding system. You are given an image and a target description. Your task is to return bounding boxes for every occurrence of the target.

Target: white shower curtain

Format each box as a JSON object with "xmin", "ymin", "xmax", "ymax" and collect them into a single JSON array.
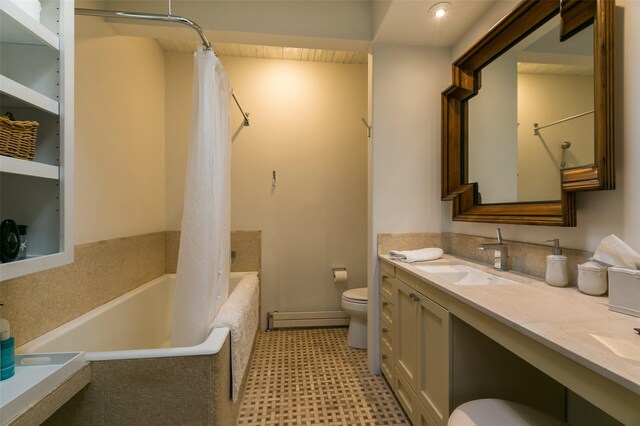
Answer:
[{"xmin": 172, "ymin": 47, "xmax": 231, "ymax": 348}]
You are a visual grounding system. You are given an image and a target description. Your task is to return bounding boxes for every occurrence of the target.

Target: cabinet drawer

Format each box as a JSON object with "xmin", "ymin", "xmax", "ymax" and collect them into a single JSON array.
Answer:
[
  {"xmin": 380, "ymin": 274, "xmax": 397, "ymax": 305},
  {"xmin": 380, "ymin": 259, "xmax": 396, "ymax": 278},
  {"xmin": 380, "ymin": 296, "xmax": 395, "ymax": 326},
  {"xmin": 380, "ymin": 346, "xmax": 395, "ymax": 390},
  {"xmin": 380, "ymin": 314, "xmax": 393, "ymax": 355}
]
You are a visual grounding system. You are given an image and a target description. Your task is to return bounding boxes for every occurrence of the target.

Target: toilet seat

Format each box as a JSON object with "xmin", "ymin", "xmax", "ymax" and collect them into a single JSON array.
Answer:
[
  {"xmin": 342, "ymin": 288, "xmax": 367, "ymax": 304},
  {"xmin": 448, "ymin": 399, "xmax": 568, "ymax": 426}
]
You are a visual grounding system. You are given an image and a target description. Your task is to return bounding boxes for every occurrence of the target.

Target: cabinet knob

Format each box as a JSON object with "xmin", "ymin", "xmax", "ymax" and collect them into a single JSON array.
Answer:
[
  {"xmin": 382, "ymin": 354, "xmax": 388, "ymax": 359},
  {"xmin": 409, "ymin": 292, "xmax": 420, "ymax": 302},
  {"xmin": 382, "ymin": 327, "xmax": 388, "ymax": 333},
  {"xmin": 382, "ymin": 300, "xmax": 389, "ymax": 306},
  {"xmin": 382, "ymin": 275, "xmax": 389, "ymax": 280}
]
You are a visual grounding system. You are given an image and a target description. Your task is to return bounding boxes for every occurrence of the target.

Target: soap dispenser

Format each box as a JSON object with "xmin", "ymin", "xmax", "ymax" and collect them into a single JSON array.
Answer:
[{"xmin": 544, "ymin": 239, "xmax": 569, "ymax": 287}]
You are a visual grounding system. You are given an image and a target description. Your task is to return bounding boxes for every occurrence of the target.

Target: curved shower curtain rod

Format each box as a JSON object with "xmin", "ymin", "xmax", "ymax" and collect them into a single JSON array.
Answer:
[{"xmin": 75, "ymin": 8, "xmax": 250, "ymax": 127}]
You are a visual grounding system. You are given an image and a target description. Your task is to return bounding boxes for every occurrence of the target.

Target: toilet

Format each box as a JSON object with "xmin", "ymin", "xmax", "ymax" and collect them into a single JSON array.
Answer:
[{"xmin": 341, "ymin": 287, "xmax": 368, "ymax": 349}]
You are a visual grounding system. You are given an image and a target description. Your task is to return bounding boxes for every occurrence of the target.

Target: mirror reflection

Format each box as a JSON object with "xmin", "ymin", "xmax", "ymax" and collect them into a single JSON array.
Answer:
[{"xmin": 468, "ymin": 16, "xmax": 594, "ymax": 204}]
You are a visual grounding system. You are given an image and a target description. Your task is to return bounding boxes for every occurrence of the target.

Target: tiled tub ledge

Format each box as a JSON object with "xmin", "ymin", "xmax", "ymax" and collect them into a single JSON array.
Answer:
[{"xmin": 379, "ymin": 254, "xmax": 640, "ymax": 425}]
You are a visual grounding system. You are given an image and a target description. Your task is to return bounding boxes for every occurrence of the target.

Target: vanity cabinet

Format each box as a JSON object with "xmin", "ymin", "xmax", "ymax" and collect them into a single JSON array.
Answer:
[
  {"xmin": 0, "ymin": 0, "xmax": 74, "ymax": 280},
  {"xmin": 379, "ymin": 260, "xmax": 451, "ymax": 426}
]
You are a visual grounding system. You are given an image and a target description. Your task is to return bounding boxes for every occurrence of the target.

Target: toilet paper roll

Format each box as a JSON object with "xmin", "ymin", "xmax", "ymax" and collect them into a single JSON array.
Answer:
[{"xmin": 333, "ymin": 269, "xmax": 348, "ymax": 283}]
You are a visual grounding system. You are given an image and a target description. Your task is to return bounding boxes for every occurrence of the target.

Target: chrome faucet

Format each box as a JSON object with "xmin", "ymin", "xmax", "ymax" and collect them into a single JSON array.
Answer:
[{"xmin": 478, "ymin": 228, "xmax": 509, "ymax": 271}]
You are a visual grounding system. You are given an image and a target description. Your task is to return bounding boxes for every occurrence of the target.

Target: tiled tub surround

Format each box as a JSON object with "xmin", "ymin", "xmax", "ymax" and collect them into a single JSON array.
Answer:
[
  {"xmin": 379, "ymin": 254, "xmax": 640, "ymax": 425},
  {"xmin": 0, "ymin": 232, "xmax": 166, "ymax": 347},
  {"xmin": 378, "ymin": 232, "xmax": 592, "ymax": 286},
  {"xmin": 42, "ymin": 342, "xmax": 234, "ymax": 426},
  {"xmin": 166, "ymin": 230, "xmax": 261, "ymax": 274},
  {"xmin": 0, "ymin": 230, "xmax": 261, "ymax": 348}
]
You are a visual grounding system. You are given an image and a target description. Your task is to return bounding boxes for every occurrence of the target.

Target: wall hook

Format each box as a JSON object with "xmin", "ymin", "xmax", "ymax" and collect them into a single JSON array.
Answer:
[{"xmin": 361, "ymin": 118, "xmax": 372, "ymax": 138}]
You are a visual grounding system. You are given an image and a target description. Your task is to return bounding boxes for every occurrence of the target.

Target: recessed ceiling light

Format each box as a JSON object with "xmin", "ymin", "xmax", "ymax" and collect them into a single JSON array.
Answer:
[{"xmin": 430, "ymin": 2, "xmax": 451, "ymax": 18}]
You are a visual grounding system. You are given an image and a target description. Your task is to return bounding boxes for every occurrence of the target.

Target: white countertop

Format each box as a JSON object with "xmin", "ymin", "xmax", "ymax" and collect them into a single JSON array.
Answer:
[{"xmin": 380, "ymin": 254, "xmax": 640, "ymax": 396}]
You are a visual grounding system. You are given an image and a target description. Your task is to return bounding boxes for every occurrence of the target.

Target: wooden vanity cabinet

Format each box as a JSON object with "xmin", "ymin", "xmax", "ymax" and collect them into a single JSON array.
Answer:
[{"xmin": 379, "ymin": 260, "xmax": 451, "ymax": 426}]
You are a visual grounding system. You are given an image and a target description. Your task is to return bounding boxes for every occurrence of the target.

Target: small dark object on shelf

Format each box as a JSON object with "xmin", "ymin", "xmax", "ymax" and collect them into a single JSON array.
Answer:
[{"xmin": 1, "ymin": 220, "xmax": 21, "ymax": 263}]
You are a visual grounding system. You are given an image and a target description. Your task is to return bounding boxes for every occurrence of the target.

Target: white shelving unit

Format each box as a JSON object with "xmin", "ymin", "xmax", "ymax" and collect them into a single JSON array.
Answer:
[{"xmin": 0, "ymin": 0, "xmax": 74, "ymax": 281}]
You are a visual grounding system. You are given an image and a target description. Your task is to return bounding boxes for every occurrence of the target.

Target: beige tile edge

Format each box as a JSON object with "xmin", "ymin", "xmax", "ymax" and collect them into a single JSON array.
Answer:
[
  {"xmin": 377, "ymin": 232, "xmax": 592, "ymax": 284},
  {"xmin": 166, "ymin": 230, "xmax": 262, "ymax": 274}
]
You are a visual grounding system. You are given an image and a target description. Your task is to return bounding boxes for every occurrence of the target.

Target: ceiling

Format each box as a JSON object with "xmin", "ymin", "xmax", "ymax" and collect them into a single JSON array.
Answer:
[
  {"xmin": 158, "ymin": 39, "xmax": 369, "ymax": 64},
  {"xmin": 373, "ymin": 0, "xmax": 496, "ymax": 47},
  {"xmin": 88, "ymin": 1, "xmax": 500, "ymax": 63}
]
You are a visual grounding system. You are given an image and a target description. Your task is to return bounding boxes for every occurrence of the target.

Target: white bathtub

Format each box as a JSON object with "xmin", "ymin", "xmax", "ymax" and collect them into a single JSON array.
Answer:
[
  {"xmin": 18, "ymin": 271, "xmax": 258, "ymax": 361},
  {"xmin": 18, "ymin": 271, "xmax": 259, "ymax": 425}
]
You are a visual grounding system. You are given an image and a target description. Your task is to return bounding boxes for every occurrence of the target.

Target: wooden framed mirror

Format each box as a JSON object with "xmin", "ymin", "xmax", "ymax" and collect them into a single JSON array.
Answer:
[{"xmin": 441, "ymin": 0, "xmax": 614, "ymax": 226}]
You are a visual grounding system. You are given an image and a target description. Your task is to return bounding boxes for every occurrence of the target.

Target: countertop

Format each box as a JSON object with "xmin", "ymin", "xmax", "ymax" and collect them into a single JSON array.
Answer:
[{"xmin": 379, "ymin": 254, "xmax": 640, "ymax": 396}]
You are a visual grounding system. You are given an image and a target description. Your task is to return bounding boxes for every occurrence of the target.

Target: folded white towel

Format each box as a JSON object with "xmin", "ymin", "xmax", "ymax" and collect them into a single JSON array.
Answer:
[
  {"xmin": 211, "ymin": 273, "xmax": 259, "ymax": 401},
  {"xmin": 389, "ymin": 247, "xmax": 444, "ymax": 263}
]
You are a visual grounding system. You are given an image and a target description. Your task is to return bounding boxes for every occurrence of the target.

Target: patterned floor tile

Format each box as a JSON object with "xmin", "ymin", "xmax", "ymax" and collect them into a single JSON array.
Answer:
[{"xmin": 237, "ymin": 328, "xmax": 409, "ymax": 425}]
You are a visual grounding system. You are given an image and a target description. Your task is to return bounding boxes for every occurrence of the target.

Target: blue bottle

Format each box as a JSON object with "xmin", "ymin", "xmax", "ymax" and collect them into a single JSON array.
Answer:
[{"xmin": 0, "ymin": 318, "xmax": 14, "ymax": 381}]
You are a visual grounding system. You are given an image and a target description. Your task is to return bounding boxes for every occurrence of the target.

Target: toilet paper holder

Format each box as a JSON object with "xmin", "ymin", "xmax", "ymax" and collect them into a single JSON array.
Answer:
[{"xmin": 332, "ymin": 267, "xmax": 348, "ymax": 284}]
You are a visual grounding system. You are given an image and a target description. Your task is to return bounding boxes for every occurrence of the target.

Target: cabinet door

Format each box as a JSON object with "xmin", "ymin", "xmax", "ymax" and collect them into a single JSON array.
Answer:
[
  {"xmin": 394, "ymin": 279, "xmax": 419, "ymax": 389},
  {"xmin": 416, "ymin": 294, "xmax": 451, "ymax": 425}
]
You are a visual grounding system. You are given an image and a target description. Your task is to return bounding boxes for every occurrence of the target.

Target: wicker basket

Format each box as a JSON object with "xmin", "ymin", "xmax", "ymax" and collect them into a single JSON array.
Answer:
[{"xmin": 0, "ymin": 115, "xmax": 38, "ymax": 160}]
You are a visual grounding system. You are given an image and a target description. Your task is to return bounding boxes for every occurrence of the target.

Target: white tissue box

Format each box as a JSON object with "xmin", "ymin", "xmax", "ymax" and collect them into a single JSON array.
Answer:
[{"xmin": 608, "ymin": 267, "xmax": 640, "ymax": 318}]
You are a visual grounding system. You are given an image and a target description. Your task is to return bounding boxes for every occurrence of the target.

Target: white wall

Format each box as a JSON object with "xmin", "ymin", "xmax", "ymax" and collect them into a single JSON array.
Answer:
[
  {"xmin": 517, "ymin": 73, "xmax": 593, "ymax": 201},
  {"xmin": 468, "ymin": 50, "xmax": 519, "ymax": 203},
  {"xmin": 165, "ymin": 54, "xmax": 368, "ymax": 329},
  {"xmin": 444, "ymin": 1, "xmax": 640, "ymax": 254},
  {"xmin": 368, "ymin": 44, "xmax": 451, "ymax": 372},
  {"xmin": 75, "ymin": 17, "xmax": 166, "ymax": 244}
]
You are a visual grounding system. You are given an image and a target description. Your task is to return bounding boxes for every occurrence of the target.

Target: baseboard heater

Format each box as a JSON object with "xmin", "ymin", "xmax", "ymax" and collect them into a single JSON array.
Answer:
[{"xmin": 267, "ymin": 310, "xmax": 350, "ymax": 330}]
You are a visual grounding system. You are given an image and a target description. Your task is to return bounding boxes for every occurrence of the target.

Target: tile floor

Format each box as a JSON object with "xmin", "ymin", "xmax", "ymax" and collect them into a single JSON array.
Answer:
[{"xmin": 237, "ymin": 328, "xmax": 409, "ymax": 425}]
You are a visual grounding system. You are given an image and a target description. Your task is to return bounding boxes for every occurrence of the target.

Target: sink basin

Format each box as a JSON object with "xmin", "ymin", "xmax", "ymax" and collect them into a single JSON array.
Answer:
[{"xmin": 414, "ymin": 264, "xmax": 520, "ymax": 286}]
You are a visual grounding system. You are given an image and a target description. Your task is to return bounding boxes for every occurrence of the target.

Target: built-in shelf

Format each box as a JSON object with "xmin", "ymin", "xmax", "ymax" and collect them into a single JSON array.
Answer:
[
  {"xmin": 0, "ymin": 156, "xmax": 59, "ymax": 180},
  {"xmin": 0, "ymin": 254, "xmax": 66, "ymax": 282},
  {"xmin": 0, "ymin": 76, "xmax": 59, "ymax": 115},
  {"xmin": 0, "ymin": 352, "xmax": 88, "ymax": 425},
  {"xmin": 0, "ymin": 0, "xmax": 72, "ymax": 281},
  {"xmin": 0, "ymin": 0, "xmax": 59, "ymax": 49}
]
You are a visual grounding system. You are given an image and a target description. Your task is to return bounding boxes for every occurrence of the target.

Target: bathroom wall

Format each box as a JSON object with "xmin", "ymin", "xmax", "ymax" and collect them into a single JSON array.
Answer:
[
  {"xmin": 74, "ymin": 15, "xmax": 166, "ymax": 244},
  {"xmin": 517, "ymin": 73, "xmax": 593, "ymax": 201},
  {"xmin": 0, "ymin": 17, "xmax": 169, "ymax": 346},
  {"xmin": 368, "ymin": 44, "xmax": 451, "ymax": 372},
  {"xmin": 441, "ymin": 0, "xmax": 640, "ymax": 253},
  {"xmin": 165, "ymin": 54, "xmax": 368, "ymax": 328},
  {"xmin": 467, "ymin": 50, "xmax": 518, "ymax": 203}
]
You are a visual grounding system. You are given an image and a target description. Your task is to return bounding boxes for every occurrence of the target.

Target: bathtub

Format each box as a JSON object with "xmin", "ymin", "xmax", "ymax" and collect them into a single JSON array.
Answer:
[{"xmin": 18, "ymin": 271, "xmax": 259, "ymax": 426}]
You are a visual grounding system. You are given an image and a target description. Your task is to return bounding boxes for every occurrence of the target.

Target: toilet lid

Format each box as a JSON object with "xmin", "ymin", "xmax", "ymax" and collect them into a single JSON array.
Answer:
[{"xmin": 343, "ymin": 287, "xmax": 367, "ymax": 303}]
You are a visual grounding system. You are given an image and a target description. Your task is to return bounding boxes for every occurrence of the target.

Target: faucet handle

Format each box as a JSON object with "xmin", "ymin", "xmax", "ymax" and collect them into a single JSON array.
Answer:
[{"xmin": 496, "ymin": 228, "xmax": 503, "ymax": 243}]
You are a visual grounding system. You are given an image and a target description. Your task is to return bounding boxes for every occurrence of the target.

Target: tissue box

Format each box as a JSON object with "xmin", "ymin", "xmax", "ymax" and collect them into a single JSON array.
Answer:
[{"xmin": 608, "ymin": 267, "xmax": 640, "ymax": 318}]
